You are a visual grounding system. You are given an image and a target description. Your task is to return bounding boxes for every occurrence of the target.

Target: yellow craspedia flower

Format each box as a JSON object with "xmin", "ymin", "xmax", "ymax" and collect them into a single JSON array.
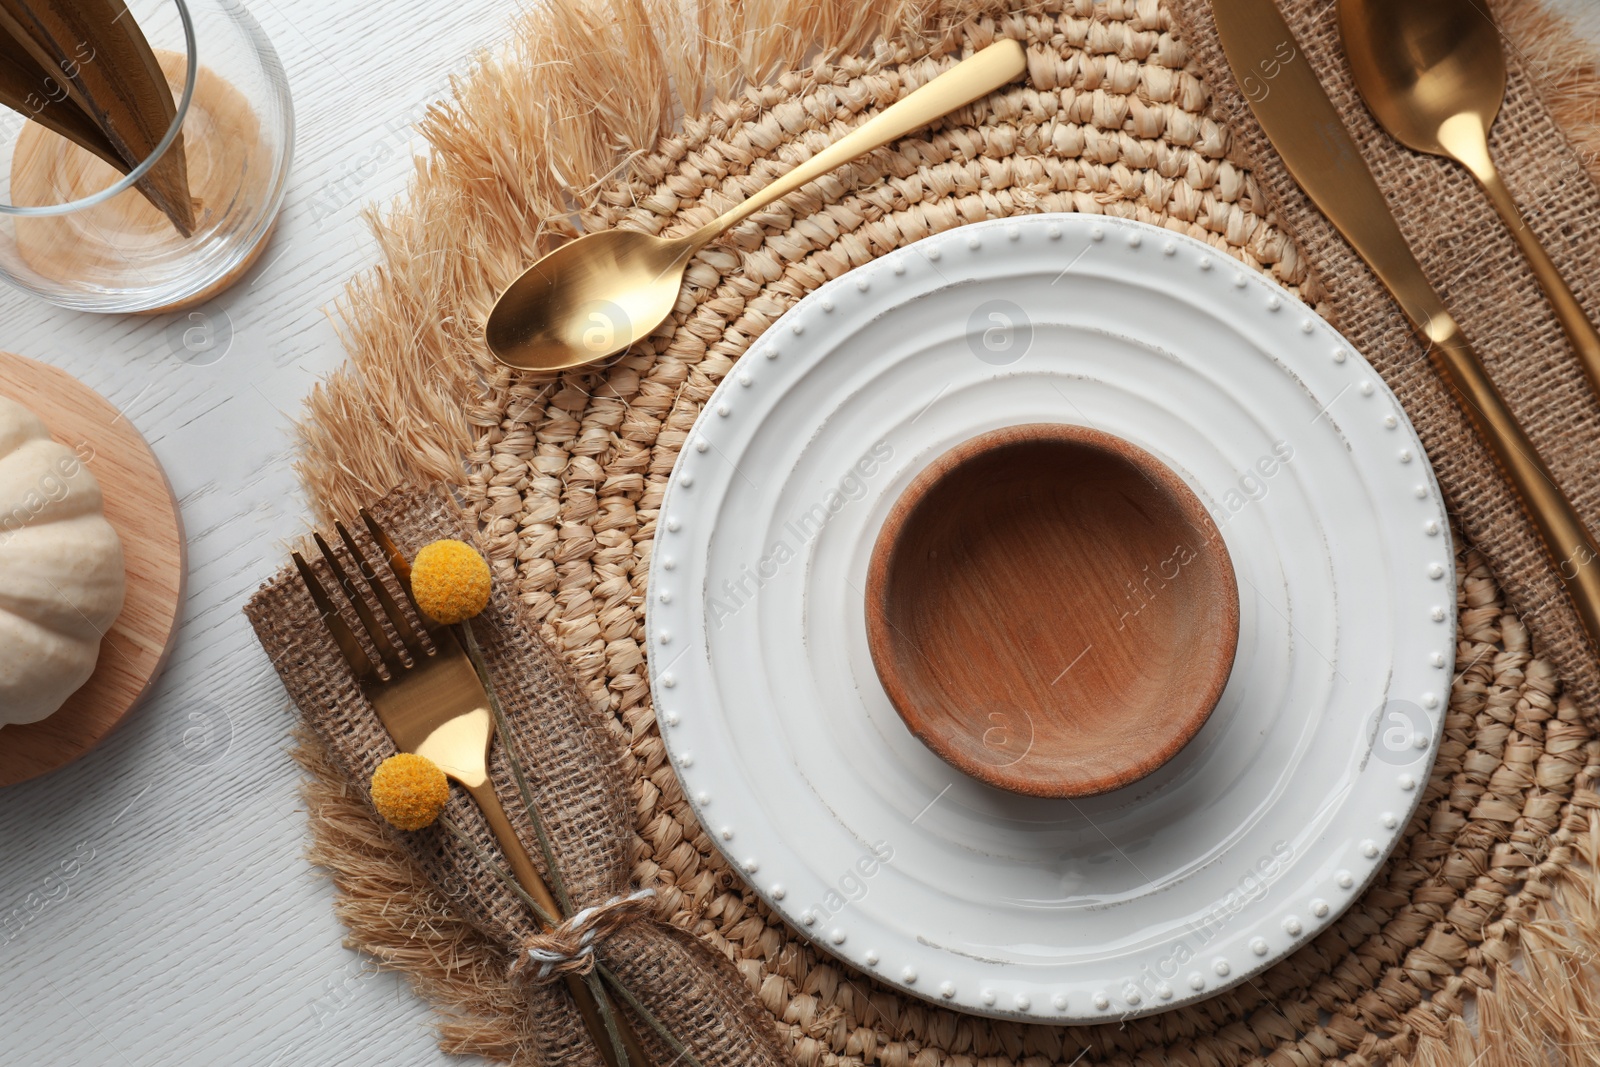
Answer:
[
  {"xmin": 370, "ymin": 752, "xmax": 450, "ymax": 830},
  {"xmin": 410, "ymin": 538, "xmax": 491, "ymax": 624}
]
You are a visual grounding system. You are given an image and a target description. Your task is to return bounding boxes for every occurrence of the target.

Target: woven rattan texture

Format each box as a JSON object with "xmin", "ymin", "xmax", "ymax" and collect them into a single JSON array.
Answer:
[
  {"xmin": 456, "ymin": 13, "xmax": 1599, "ymax": 1067},
  {"xmin": 282, "ymin": 0, "xmax": 1600, "ymax": 1063}
]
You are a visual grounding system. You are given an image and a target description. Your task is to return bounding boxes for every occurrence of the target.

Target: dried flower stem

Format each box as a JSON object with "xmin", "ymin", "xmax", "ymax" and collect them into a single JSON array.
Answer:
[
  {"xmin": 596, "ymin": 962, "xmax": 708, "ymax": 1067},
  {"xmin": 453, "ymin": 620, "xmax": 707, "ymax": 1067},
  {"xmin": 439, "ymin": 816, "xmax": 632, "ymax": 1067},
  {"xmin": 459, "ymin": 618, "xmax": 575, "ymax": 915}
]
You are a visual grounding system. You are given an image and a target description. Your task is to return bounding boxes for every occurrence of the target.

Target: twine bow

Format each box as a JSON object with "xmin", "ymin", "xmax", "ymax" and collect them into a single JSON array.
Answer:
[{"xmin": 512, "ymin": 888, "xmax": 657, "ymax": 981}]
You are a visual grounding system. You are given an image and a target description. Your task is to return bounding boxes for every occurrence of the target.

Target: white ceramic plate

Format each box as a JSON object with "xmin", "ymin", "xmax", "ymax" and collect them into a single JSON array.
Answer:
[{"xmin": 645, "ymin": 213, "xmax": 1455, "ymax": 1022}]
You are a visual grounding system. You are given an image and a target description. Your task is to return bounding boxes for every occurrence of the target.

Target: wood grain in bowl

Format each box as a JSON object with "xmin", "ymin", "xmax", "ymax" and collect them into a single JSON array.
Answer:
[{"xmin": 864, "ymin": 423, "xmax": 1239, "ymax": 798}]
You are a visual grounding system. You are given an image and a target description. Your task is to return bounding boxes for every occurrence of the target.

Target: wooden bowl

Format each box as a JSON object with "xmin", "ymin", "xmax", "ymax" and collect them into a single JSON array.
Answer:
[{"xmin": 864, "ymin": 424, "xmax": 1239, "ymax": 798}]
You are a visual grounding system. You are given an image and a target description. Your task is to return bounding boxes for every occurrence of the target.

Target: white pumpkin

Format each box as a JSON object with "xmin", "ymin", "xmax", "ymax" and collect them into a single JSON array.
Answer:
[{"xmin": 0, "ymin": 395, "xmax": 125, "ymax": 726}]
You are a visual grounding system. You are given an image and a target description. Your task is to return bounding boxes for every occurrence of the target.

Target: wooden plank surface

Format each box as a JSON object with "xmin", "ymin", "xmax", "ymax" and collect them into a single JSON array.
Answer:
[
  {"xmin": 0, "ymin": 1, "xmax": 522, "ymax": 1064},
  {"xmin": 0, "ymin": 351, "xmax": 185, "ymax": 786}
]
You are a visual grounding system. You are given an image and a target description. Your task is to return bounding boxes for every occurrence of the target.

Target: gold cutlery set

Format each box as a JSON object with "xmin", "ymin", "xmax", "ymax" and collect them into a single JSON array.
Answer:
[
  {"xmin": 1216, "ymin": 0, "xmax": 1600, "ymax": 655},
  {"xmin": 290, "ymin": 42, "xmax": 1047, "ymax": 1067},
  {"xmin": 293, "ymin": 514, "xmax": 648, "ymax": 1067}
]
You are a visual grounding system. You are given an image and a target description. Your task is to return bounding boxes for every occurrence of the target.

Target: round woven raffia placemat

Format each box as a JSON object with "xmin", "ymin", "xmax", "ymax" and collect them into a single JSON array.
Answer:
[{"xmin": 288, "ymin": 0, "xmax": 1600, "ymax": 1063}]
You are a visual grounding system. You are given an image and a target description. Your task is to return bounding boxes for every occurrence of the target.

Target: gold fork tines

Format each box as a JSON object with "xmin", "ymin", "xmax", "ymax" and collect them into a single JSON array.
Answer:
[
  {"xmin": 299, "ymin": 521, "xmax": 478, "ymax": 773},
  {"xmin": 291, "ymin": 549, "xmax": 374, "ymax": 680},
  {"xmin": 315, "ymin": 529, "xmax": 408, "ymax": 676},
  {"xmin": 291, "ymin": 513, "xmax": 648, "ymax": 1067}
]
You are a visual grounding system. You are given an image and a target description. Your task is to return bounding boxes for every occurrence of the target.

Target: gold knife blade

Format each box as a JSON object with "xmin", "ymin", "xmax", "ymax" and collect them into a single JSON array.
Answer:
[{"xmin": 1212, "ymin": 0, "xmax": 1600, "ymax": 655}]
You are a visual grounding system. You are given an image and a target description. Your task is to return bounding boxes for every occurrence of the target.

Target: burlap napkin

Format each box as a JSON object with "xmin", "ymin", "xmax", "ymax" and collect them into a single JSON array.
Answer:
[
  {"xmin": 244, "ymin": 487, "xmax": 788, "ymax": 1067},
  {"xmin": 1167, "ymin": 0, "xmax": 1600, "ymax": 709}
]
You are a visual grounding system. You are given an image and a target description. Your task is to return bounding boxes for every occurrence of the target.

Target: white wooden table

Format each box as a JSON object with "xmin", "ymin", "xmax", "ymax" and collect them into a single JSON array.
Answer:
[
  {"xmin": 2, "ymin": 1, "xmax": 1598, "ymax": 1064},
  {"xmin": 0, "ymin": 2, "xmax": 522, "ymax": 1063}
]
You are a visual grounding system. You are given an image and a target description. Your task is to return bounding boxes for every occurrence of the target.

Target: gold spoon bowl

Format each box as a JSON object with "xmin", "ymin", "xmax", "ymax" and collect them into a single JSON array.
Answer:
[
  {"xmin": 484, "ymin": 39, "xmax": 1028, "ymax": 373},
  {"xmin": 1340, "ymin": 0, "xmax": 1600, "ymax": 400}
]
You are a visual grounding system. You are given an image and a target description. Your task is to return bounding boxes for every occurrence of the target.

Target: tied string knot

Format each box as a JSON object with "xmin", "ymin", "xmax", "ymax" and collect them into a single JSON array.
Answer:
[{"xmin": 512, "ymin": 888, "xmax": 656, "ymax": 982}]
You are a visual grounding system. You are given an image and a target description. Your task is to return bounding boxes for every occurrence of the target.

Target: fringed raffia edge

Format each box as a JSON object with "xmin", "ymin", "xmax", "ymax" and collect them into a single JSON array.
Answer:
[
  {"xmin": 295, "ymin": 0, "xmax": 1029, "ymax": 524},
  {"xmin": 1401, "ymin": 800, "xmax": 1600, "ymax": 1067},
  {"xmin": 294, "ymin": 723, "xmax": 536, "ymax": 1060},
  {"xmin": 289, "ymin": 0, "xmax": 1600, "ymax": 1062}
]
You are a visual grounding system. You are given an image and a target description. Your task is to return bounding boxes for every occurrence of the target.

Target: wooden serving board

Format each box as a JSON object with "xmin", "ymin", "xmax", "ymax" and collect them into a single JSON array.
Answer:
[{"xmin": 0, "ymin": 351, "xmax": 185, "ymax": 786}]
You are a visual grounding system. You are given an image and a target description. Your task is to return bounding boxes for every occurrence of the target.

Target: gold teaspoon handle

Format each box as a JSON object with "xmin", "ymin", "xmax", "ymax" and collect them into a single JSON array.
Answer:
[
  {"xmin": 1477, "ymin": 171, "xmax": 1600, "ymax": 398},
  {"xmin": 685, "ymin": 38, "xmax": 1028, "ymax": 249},
  {"xmin": 1438, "ymin": 114, "xmax": 1600, "ymax": 401}
]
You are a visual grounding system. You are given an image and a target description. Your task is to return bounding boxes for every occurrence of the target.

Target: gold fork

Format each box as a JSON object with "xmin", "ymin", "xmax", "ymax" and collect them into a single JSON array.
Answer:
[{"xmin": 292, "ymin": 511, "xmax": 648, "ymax": 1067}]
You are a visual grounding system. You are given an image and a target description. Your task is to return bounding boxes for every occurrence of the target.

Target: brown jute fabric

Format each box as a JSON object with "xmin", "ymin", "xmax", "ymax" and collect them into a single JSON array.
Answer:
[
  {"xmin": 243, "ymin": 488, "xmax": 791, "ymax": 1067},
  {"xmin": 265, "ymin": 0, "xmax": 1600, "ymax": 1062}
]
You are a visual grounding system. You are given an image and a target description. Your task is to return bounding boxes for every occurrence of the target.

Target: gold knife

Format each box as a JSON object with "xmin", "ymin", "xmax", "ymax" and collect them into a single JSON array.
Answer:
[{"xmin": 1211, "ymin": 0, "xmax": 1600, "ymax": 654}]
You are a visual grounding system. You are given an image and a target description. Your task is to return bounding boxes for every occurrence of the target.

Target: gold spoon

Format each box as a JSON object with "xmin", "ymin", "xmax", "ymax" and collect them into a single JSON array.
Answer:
[
  {"xmin": 484, "ymin": 38, "xmax": 1028, "ymax": 372},
  {"xmin": 1340, "ymin": 0, "xmax": 1600, "ymax": 400}
]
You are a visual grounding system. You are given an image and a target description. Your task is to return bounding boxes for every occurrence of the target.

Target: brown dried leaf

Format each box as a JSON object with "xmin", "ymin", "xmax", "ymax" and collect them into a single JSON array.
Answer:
[
  {"xmin": 0, "ymin": 26, "xmax": 127, "ymax": 171},
  {"xmin": 0, "ymin": 1, "xmax": 195, "ymax": 235}
]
